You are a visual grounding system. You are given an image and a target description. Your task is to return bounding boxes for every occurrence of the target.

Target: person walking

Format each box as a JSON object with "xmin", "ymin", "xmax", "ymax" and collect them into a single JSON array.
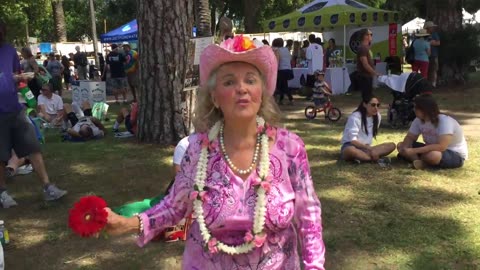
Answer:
[
  {"xmin": 355, "ymin": 29, "xmax": 380, "ymax": 101},
  {"xmin": 61, "ymin": 55, "xmax": 71, "ymax": 91},
  {"xmin": 0, "ymin": 20, "xmax": 67, "ymax": 208},
  {"xmin": 411, "ymin": 29, "xmax": 431, "ymax": 78},
  {"xmin": 105, "ymin": 44, "xmax": 128, "ymax": 103},
  {"xmin": 272, "ymin": 38, "xmax": 293, "ymax": 105},
  {"xmin": 46, "ymin": 53, "xmax": 64, "ymax": 96},
  {"xmin": 73, "ymin": 46, "xmax": 88, "ymax": 80},
  {"xmin": 305, "ymin": 34, "xmax": 324, "ymax": 90},
  {"xmin": 424, "ymin": 21, "xmax": 440, "ymax": 88},
  {"xmin": 123, "ymin": 44, "xmax": 138, "ymax": 102}
]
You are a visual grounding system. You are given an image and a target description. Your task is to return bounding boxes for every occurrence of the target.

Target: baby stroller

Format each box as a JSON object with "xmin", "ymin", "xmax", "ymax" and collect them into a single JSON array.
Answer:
[{"xmin": 378, "ymin": 72, "xmax": 433, "ymax": 128}]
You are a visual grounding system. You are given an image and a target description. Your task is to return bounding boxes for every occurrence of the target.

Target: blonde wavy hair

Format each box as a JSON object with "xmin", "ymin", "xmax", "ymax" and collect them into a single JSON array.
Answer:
[{"xmin": 193, "ymin": 63, "xmax": 282, "ymax": 133}]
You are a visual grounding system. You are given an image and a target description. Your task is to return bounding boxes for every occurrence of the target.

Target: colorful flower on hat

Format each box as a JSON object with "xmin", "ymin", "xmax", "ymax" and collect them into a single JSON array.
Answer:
[{"xmin": 220, "ymin": 35, "xmax": 258, "ymax": 53}]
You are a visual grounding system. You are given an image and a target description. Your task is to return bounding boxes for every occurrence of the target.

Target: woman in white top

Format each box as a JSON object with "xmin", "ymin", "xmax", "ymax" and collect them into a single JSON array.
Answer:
[
  {"xmin": 397, "ymin": 95, "xmax": 468, "ymax": 170},
  {"xmin": 272, "ymin": 38, "xmax": 293, "ymax": 105},
  {"xmin": 341, "ymin": 96, "xmax": 396, "ymax": 162}
]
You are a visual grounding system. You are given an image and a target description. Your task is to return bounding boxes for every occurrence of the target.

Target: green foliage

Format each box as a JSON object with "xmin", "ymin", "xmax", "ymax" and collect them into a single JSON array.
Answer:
[
  {"xmin": 1, "ymin": 0, "xmax": 136, "ymax": 44},
  {"xmin": 439, "ymin": 25, "xmax": 480, "ymax": 78},
  {"xmin": 0, "ymin": 0, "xmax": 51, "ymax": 45}
]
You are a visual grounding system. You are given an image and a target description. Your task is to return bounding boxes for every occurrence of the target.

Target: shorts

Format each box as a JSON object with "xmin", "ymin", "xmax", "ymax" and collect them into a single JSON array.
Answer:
[
  {"xmin": 412, "ymin": 142, "xmax": 464, "ymax": 168},
  {"xmin": 0, "ymin": 110, "xmax": 42, "ymax": 162},
  {"xmin": 313, "ymin": 97, "xmax": 327, "ymax": 107},
  {"xmin": 340, "ymin": 142, "xmax": 368, "ymax": 160},
  {"xmin": 127, "ymin": 72, "xmax": 138, "ymax": 88},
  {"xmin": 51, "ymin": 75, "xmax": 62, "ymax": 91},
  {"xmin": 125, "ymin": 114, "xmax": 134, "ymax": 134},
  {"xmin": 108, "ymin": 77, "xmax": 127, "ymax": 90}
]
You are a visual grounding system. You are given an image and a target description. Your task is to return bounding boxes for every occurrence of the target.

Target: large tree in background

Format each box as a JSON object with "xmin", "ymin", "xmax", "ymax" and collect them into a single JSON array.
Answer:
[
  {"xmin": 51, "ymin": 0, "xmax": 67, "ymax": 42},
  {"xmin": 136, "ymin": 0, "xmax": 193, "ymax": 144}
]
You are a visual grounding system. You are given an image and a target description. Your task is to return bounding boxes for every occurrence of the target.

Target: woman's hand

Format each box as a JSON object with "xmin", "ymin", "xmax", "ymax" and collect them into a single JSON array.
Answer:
[{"xmin": 104, "ymin": 207, "xmax": 140, "ymax": 236}]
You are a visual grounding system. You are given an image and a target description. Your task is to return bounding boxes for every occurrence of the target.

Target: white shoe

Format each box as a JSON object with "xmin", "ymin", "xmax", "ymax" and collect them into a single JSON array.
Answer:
[
  {"xmin": 43, "ymin": 185, "xmax": 68, "ymax": 201},
  {"xmin": 15, "ymin": 164, "xmax": 34, "ymax": 175},
  {"xmin": 0, "ymin": 191, "xmax": 18, "ymax": 208}
]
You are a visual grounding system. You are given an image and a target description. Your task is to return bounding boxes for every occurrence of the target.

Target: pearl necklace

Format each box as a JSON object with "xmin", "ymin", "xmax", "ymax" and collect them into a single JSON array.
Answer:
[{"xmin": 219, "ymin": 125, "xmax": 261, "ymax": 175}]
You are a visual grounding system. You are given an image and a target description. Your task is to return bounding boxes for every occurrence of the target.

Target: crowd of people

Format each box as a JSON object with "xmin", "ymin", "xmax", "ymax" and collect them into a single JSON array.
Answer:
[{"xmin": 18, "ymin": 42, "xmax": 138, "ymax": 106}]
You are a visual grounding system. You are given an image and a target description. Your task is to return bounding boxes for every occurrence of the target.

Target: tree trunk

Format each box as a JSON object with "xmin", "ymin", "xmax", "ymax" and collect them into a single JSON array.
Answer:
[
  {"xmin": 137, "ymin": 0, "xmax": 194, "ymax": 144},
  {"xmin": 426, "ymin": 0, "xmax": 462, "ymax": 32},
  {"xmin": 195, "ymin": 0, "xmax": 212, "ymax": 36},
  {"xmin": 426, "ymin": 0, "xmax": 464, "ymax": 84},
  {"xmin": 51, "ymin": 0, "xmax": 67, "ymax": 42},
  {"xmin": 243, "ymin": 0, "xmax": 262, "ymax": 33}
]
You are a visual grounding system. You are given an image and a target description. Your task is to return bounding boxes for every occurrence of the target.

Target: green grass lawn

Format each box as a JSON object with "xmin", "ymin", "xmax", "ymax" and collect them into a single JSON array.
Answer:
[{"xmin": 2, "ymin": 76, "xmax": 480, "ymax": 270}]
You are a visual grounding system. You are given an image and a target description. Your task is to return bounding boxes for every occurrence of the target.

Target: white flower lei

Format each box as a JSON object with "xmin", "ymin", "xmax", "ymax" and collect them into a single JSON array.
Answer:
[{"xmin": 191, "ymin": 116, "xmax": 272, "ymax": 255}]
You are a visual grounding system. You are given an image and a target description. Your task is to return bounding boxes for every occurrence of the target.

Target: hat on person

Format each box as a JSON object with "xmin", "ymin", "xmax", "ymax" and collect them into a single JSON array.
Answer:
[
  {"xmin": 111, "ymin": 44, "xmax": 118, "ymax": 50},
  {"xmin": 122, "ymin": 43, "xmax": 131, "ymax": 48},
  {"xmin": 199, "ymin": 35, "xmax": 278, "ymax": 96},
  {"xmin": 415, "ymin": 29, "xmax": 430, "ymax": 37},
  {"xmin": 423, "ymin": 21, "xmax": 437, "ymax": 29},
  {"xmin": 314, "ymin": 69, "xmax": 325, "ymax": 76}
]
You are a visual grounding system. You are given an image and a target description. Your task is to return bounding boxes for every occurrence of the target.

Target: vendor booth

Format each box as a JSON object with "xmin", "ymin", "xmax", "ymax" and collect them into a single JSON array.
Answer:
[{"xmin": 264, "ymin": 0, "xmax": 402, "ymax": 94}]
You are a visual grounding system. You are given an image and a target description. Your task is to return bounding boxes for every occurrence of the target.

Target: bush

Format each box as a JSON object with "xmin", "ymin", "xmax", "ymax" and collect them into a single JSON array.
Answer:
[{"xmin": 439, "ymin": 25, "xmax": 480, "ymax": 83}]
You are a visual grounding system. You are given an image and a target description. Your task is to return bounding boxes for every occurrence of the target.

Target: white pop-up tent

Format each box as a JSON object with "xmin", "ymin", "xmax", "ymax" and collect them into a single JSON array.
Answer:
[{"xmin": 402, "ymin": 17, "xmax": 425, "ymax": 34}]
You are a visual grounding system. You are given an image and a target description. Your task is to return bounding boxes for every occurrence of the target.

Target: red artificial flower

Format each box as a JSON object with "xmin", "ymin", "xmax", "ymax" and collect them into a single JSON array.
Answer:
[{"xmin": 68, "ymin": 196, "xmax": 108, "ymax": 238}]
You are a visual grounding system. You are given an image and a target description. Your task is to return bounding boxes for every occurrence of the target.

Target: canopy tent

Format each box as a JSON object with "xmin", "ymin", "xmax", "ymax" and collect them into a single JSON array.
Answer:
[
  {"xmin": 100, "ymin": 19, "xmax": 138, "ymax": 43},
  {"xmin": 264, "ymin": 0, "xmax": 400, "ymax": 67},
  {"xmin": 263, "ymin": 0, "xmax": 399, "ymax": 33},
  {"xmin": 402, "ymin": 17, "xmax": 425, "ymax": 34}
]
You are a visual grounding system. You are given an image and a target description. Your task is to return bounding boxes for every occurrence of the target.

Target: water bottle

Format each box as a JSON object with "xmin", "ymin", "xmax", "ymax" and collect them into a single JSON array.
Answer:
[
  {"xmin": 19, "ymin": 82, "xmax": 37, "ymax": 109},
  {"xmin": 0, "ymin": 241, "xmax": 4, "ymax": 270},
  {"xmin": 0, "ymin": 221, "xmax": 9, "ymax": 246}
]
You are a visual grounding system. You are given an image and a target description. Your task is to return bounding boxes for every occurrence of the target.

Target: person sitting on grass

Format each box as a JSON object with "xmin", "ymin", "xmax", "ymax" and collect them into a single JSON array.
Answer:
[
  {"xmin": 397, "ymin": 94, "xmax": 468, "ymax": 170},
  {"xmin": 37, "ymin": 82, "xmax": 64, "ymax": 127},
  {"xmin": 312, "ymin": 69, "xmax": 332, "ymax": 108},
  {"xmin": 64, "ymin": 103, "xmax": 106, "ymax": 140},
  {"xmin": 113, "ymin": 102, "xmax": 138, "ymax": 136},
  {"xmin": 340, "ymin": 95, "xmax": 396, "ymax": 164}
]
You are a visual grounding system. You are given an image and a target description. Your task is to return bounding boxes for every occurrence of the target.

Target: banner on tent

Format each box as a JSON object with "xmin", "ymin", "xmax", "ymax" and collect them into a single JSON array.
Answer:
[{"xmin": 389, "ymin": 23, "xmax": 397, "ymax": 56}]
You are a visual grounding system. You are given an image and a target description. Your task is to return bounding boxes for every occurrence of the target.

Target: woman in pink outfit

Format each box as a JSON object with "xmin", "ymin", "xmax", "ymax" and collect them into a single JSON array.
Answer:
[{"xmin": 104, "ymin": 35, "xmax": 326, "ymax": 270}]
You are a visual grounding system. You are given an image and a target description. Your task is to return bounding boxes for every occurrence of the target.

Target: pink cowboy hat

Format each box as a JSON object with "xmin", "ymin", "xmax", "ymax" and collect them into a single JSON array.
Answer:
[{"xmin": 199, "ymin": 35, "xmax": 278, "ymax": 96}]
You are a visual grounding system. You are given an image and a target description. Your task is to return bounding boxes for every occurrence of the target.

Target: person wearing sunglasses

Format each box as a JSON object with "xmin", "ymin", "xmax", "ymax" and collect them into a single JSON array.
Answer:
[
  {"xmin": 355, "ymin": 29, "xmax": 381, "ymax": 101},
  {"xmin": 340, "ymin": 95, "xmax": 395, "ymax": 163},
  {"xmin": 397, "ymin": 95, "xmax": 467, "ymax": 170}
]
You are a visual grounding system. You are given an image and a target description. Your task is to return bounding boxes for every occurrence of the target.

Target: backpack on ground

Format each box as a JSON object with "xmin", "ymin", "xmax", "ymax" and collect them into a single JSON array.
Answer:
[{"xmin": 405, "ymin": 40, "xmax": 416, "ymax": 65}]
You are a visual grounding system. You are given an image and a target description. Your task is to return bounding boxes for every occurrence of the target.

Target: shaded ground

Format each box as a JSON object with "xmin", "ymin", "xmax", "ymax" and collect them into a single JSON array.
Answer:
[{"xmin": 2, "ymin": 76, "xmax": 480, "ymax": 270}]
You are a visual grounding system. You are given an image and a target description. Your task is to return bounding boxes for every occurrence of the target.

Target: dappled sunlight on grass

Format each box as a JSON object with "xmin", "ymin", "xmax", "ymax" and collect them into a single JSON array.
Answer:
[{"xmin": 70, "ymin": 163, "xmax": 99, "ymax": 176}]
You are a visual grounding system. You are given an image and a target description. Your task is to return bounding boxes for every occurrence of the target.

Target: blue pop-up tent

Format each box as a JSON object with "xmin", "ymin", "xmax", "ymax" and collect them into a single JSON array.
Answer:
[{"xmin": 100, "ymin": 19, "xmax": 138, "ymax": 43}]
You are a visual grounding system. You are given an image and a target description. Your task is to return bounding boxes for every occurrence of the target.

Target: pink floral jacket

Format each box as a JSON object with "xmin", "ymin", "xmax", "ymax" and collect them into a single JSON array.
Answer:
[{"xmin": 138, "ymin": 128, "xmax": 325, "ymax": 269}]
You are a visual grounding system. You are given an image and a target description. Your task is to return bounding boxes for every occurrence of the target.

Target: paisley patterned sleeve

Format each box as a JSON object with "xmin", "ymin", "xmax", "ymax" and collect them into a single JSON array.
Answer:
[
  {"xmin": 286, "ymin": 131, "xmax": 326, "ymax": 269},
  {"xmin": 137, "ymin": 134, "xmax": 199, "ymax": 247}
]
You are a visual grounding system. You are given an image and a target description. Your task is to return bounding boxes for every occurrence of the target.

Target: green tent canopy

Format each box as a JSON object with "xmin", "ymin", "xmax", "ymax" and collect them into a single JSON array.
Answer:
[{"xmin": 263, "ymin": 0, "xmax": 399, "ymax": 33}]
